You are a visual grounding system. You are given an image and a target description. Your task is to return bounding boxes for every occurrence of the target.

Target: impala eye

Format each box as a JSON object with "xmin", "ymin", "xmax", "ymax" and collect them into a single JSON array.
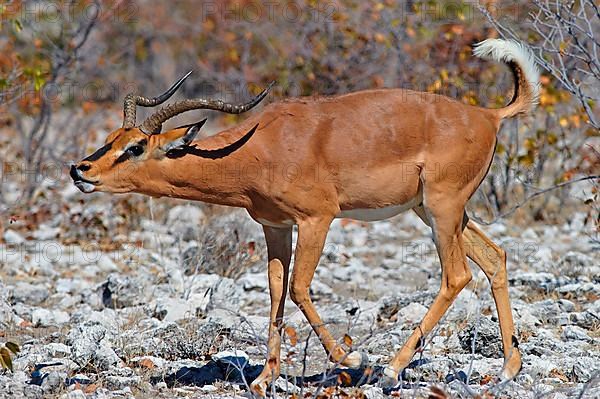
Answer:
[{"xmin": 127, "ymin": 145, "xmax": 144, "ymax": 157}]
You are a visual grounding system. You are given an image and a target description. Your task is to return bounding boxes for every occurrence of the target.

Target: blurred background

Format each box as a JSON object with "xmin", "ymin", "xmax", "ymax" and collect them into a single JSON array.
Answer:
[{"xmin": 0, "ymin": 0, "xmax": 597, "ymax": 241}]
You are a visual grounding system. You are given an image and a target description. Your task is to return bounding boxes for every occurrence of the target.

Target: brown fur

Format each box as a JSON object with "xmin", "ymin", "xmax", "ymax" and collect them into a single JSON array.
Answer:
[{"xmin": 73, "ymin": 52, "xmax": 535, "ymax": 396}]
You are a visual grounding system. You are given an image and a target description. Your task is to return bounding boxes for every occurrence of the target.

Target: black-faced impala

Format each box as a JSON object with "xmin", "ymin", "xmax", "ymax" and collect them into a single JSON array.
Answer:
[{"xmin": 71, "ymin": 39, "xmax": 540, "ymax": 395}]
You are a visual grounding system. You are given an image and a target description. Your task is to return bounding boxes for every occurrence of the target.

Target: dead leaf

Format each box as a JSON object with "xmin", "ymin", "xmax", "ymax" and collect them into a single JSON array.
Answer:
[
  {"xmin": 480, "ymin": 374, "xmax": 493, "ymax": 385},
  {"xmin": 5, "ymin": 342, "xmax": 19, "ymax": 354},
  {"xmin": 84, "ymin": 383, "xmax": 99, "ymax": 394},
  {"xmin": 284, "ymin": 326, "xmax": 298, "ymax": 347},
  {"xmin": 343, "ymin": 334, "xmax": 353, "ymax": 347},
  {"xmin": 338, "ymin": 371, "xmax": 352, "ymax": 386},
  {"xmin": 0, "ymin": 347, "xmax": 13, "ymax": 371},
  {"xmin": 549, "ymin": 368, "xmax": 569, "ymax": 382},
  {"xmin": 139, "ymin": 358, "xmax": 155, "ymax": 369},
  {"xmin": 19, "ymin": 320, "xmax": 32, "ymax": 328},
  {"xmin": 428, "ymin": 386, "xmax": 449, "ymax": 399},
  {"xmin": 247, "ymin": 241, "xmax": 256, "ymax": 256}
]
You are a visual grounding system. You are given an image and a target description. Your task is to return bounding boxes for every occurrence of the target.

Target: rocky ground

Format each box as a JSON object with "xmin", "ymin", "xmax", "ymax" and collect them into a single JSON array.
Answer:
[{"xmin": 0, "ymin": 188, "xmax": 598, "ymax": 398}]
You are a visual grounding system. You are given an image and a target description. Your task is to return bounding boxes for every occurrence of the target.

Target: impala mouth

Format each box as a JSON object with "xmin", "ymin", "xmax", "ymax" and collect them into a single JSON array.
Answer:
[
  {"xmin": 73, "ymin": 180, "xmax": 97, "ymax": 193},
  {"xmin": 70, "ymin": 165, "xmax": 99, "ymax": 193}
]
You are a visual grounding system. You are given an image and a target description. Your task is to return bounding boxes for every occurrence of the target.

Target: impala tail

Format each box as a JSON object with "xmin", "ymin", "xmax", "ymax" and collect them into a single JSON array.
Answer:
[{"xmin": 473, "ymin": 38, "xmax": 541, "ymax": 119}]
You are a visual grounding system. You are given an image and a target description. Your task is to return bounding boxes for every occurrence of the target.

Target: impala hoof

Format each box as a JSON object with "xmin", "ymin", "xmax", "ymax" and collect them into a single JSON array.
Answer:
[
  {"xmin": 500, "ymin": 349, "xmax": 522, "ymax": 382},
  {"xmin": 345, "ymin": 351, "xmax": 369, "ymax": 369},
  {"xmin": 250, "ymin": 380, "xmax": 268, "ymax": 398},
  {"xmin": 377, "ymin": 366, "xmax": 399, "ymax": 388}
]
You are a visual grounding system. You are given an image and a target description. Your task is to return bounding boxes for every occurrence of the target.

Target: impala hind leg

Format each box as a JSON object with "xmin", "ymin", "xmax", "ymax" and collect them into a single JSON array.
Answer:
[
  {"xmin": 250, "ymin": 226, "xmax": 292, "ymax": 397},
  {"xmin": 289, "ymin": 217, "xmax": 367, "ymax": 369},
  {"xmin": 384, "ymin": 201, "xmax": 472, "ymax": 383},
  {"xmin": 463, "ymin": 219, "xmax": 521, "ymax": 380}
]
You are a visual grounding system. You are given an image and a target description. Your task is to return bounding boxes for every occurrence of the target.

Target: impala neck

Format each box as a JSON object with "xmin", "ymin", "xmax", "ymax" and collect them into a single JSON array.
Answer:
[{"xmin": 137, "ymin": 152, "xmax": 252, "ymax": 209}]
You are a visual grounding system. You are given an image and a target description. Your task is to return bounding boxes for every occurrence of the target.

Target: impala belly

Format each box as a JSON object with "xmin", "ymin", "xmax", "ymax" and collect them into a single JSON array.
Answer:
[
  {"xmin": 256, "ymin": 218, "xmax": 295, "ymax": 228},
  {"xmin": 254, "ymin": 198, "xmax": 420, "ymax": 227},
  {"xmin": 337, "ymin": 196, "xmax": 420, "ymax": 222},
  {"xmin": 335, "ymin": 169, "xmax": 424, "ymax": 222}
]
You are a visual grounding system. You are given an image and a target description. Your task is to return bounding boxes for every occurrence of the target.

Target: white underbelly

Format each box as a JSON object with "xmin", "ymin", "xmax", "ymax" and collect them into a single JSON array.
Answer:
[
  {"xmin": 255, "ymin": 193, "xmax": 421, "ymax": 227},
  {"xmin": 336, "ymin": 198, "xmax": 419, "ymax": 222}
]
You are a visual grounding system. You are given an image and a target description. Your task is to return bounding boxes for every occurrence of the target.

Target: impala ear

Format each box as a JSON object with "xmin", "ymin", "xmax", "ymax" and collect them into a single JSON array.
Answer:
[{"xmin": 160, "ymin": 119, "xmax": 207, "ymax": 153}]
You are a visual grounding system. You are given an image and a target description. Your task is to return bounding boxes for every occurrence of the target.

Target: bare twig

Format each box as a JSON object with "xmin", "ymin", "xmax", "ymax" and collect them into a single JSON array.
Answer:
[{"xmin": 472, "ymin": 175, "xmax": 599, "ymax": 225}]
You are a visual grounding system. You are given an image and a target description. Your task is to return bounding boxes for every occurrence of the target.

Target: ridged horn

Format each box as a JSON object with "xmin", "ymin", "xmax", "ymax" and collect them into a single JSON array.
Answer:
[
  {"xmin": 139, "ymin": 81, "xmax": 275, "ymax": 135},
  {"xmin": 122, "ymin": 71, "xmax": 193, "ymax": 129}
]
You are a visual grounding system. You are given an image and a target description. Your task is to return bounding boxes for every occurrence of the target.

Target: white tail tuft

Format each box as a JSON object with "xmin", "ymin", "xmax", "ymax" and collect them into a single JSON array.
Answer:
[{"xmin": 473, "ymin": 39, "xmax": 541, "ymax": 116}]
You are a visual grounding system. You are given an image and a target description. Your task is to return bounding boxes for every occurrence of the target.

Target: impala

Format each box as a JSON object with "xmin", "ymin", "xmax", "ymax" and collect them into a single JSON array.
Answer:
[{"xmin": 71, "ymin": 39, "xmax": 540, "ymax": 395}]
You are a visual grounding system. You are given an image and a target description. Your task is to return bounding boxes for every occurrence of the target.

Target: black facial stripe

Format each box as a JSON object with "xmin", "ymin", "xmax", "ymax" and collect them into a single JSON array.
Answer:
[
  {"xmin": 83, "ymin": 141, "xmax": 113, "ymax": 162},
  {"xmin": 113, "ymin": 152, "xmax": 130, "ymax": 165}
]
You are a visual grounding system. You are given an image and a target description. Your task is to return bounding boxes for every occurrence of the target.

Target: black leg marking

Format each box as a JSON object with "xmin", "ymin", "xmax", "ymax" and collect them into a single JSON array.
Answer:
[{"xmin": 512, "ymin": 335, "xmax": 519, "ymax": 349}]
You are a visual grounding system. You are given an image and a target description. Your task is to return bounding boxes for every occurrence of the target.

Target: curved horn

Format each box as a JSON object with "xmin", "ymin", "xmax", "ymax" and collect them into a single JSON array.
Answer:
[
  {"xmin": 122, "ymin": 71, "xmax": 193, "ymax": 129},
  {"xmin": 139, "ymin": 81, "xmax": 275, "ymax": 135}
]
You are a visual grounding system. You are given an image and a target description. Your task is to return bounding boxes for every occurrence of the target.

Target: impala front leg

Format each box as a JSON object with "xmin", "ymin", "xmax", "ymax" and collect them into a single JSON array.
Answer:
[
  {"xmin": 289, "ymin": 217, "xmax": 367, "ymax": 369},
  {"xmin": 250, "ymin": 226, "xmax": 292, "ymax": 397}
]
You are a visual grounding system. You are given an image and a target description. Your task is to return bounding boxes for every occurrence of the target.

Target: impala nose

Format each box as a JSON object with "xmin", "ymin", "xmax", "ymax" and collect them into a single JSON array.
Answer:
[
  {"xmin": 70, "ymin": 163, "xmax": 97, "ymax": 193},
  {"xmin": 69, "ymin": 164, "xmax": 81, "ymax": 181},
  {"xmin": 70, "ymin": 163, "xmax": 91, "ymax": 181}
]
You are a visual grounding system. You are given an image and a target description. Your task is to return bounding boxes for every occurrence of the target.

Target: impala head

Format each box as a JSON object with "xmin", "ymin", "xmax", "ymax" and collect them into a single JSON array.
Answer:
[{"xmin": 71, "ymin": 72, "xmax": 273, "ymax": 194}]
